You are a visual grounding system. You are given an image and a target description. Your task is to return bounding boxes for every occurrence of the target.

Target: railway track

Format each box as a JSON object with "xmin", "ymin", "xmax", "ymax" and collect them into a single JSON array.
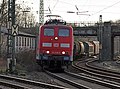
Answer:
[
  {"xmin": 65, "ymin": 70, "xmax": 120, "ymax": 88},
  {"xmin": 0, "ymin": 80, "xmax": 30, "ymax": 89},
  {"xmin": 71, "ymin": 58, "xmax": 120, "ymax": 88},
  {"xmin": 44, "ymin": 70, "xmax": 91, "ymax": 89},
  {"xmin": 44, "ymin": 68, "xmax": 120, "ymax": 89},
  {"xmin": 0, "ymin": 74, "xmax": 68, "ymax": 89},
  {"xmin": 86, "ymin": 59, "xmax": 120, "ymax": 76}
]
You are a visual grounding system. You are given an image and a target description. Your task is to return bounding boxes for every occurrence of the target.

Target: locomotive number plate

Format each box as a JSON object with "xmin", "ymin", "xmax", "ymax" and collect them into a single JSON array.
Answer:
[{"xmin": 54, "ymin": 43, "xmax": 59, "ymax": 47}]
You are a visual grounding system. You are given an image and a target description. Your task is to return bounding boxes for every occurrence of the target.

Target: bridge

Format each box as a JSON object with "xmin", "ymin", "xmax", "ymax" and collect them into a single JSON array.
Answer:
[
  {"xmin": 67, "ymin": 22, "xmax": 120, "ymax": 37},
  {"xmin": 69, "ymin": 22, "xmax": 120, "ymax": 61},
  {"xmin": 73, "ymin": 26, "xmax": 97, "ymax": 36}
]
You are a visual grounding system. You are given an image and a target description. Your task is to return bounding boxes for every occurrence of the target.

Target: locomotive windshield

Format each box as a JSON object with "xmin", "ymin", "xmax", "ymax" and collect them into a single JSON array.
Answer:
[
  {"xmin": 44, "ymin": 28, "xmax": 54, "ymax": 36},
  {"xmin": 58, "ymin": 29, "xmax": 69, "ymax": 37}
]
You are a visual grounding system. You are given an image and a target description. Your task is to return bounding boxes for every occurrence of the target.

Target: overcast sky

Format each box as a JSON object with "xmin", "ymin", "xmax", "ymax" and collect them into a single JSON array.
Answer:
[{"xmin": 17, "ymin": 0, "xmax": 120, "ymax": 23}]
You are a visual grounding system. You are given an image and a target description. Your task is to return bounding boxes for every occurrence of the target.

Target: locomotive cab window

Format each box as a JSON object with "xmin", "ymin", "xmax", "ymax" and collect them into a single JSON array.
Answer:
[
  {"xmin": 44, "ymin": 28, "xmax": 54, "ymax": 36},
  {"xmin": 58, "ymin": 29, "xmax": 69, "ymax": 37}
]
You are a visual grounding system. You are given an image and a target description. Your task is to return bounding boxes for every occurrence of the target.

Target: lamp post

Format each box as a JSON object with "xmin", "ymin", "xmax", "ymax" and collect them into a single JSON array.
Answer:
[{"xmin": 22, "ymin": 10, "xmax": 30, "ymax": 28}]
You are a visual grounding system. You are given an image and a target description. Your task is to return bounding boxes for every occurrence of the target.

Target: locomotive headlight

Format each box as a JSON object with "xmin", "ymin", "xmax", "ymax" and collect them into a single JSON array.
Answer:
[
  {"xmin": 62, "ymin": 51, "xmax": 65, "ymax": 54},
  {"xmin": 55, "ymin": 37, "xmax": 58, "ymax": 40},
  {"xmin": 46, "ymin": 51, "xmax": 50, "ymax": 54}
]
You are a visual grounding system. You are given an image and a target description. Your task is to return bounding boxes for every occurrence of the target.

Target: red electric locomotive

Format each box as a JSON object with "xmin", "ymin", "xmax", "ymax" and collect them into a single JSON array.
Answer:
[{"xmin": 36, "ymin": 15, "xmax": 73, "ymax": 69}]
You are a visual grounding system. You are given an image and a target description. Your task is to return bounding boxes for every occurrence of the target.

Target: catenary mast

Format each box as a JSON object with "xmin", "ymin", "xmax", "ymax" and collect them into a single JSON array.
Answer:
[{"xmin": 39, "ymin": 0, "xmax": 44, "ymax": 25}]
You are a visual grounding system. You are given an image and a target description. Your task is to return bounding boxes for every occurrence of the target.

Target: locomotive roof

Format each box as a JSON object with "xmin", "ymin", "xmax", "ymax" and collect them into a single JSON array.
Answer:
[
  {"xmin": 45, "ymin": 15, "xmax": 61, "ymax": 17},
  {"xmin": 44, "ymin": 19, "xmax": 66, "ymax": 25},
  {"xmin": 42, "ymin": 24, "xmax": 71, "ymax": 28}
]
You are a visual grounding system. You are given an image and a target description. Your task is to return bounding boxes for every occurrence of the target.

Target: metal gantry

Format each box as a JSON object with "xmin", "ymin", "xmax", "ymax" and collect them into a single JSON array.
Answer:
[
  {"xmin": 39, "ymin": 0, "xmax": 44, "ymax": 25},
  {"xmin": 7, "ymin": 0, "xmax": 16, "ymax": 73}
]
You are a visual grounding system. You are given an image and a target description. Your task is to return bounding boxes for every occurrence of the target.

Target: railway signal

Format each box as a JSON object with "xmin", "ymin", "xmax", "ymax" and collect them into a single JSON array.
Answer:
[{"xmin": 12, "ymin": 24, "xmax": 19, "ymax": 36}]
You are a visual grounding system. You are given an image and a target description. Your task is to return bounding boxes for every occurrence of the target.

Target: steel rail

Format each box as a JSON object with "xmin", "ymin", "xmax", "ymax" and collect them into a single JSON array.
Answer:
[
  {"xmin": 65, "ymin": 70, "xmax": 120, "ymax": 89},
  {"xmin": 72, "ymin": 60, "xmax": 120, "ymax": 84},
  {"xmin": 0, "ymin": 80, "xmax": 30, "ymax": 89},
  {"xmin": 0, "ymin": 74, "xmax": 67, "ymax": 89},
  {"xmin": 72, "ymin": 60, "xmax": 120, "ymax": 82},
  {"xmin": 44, "ymin": 70, "xmax": 91, "ymax": 89}
]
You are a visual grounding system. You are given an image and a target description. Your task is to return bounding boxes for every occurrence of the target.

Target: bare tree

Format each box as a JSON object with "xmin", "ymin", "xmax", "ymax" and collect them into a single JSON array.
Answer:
[
  {"xmin": 0, "ymin": 0, "xmax": 36, "ymax": 28},
  {"xmin": 0, "ymin": 0, "xmax": 7, "ymax": 27},
  {"xmin": 15, "ymin": 3, "xmax": 36, "ymax": 28}
]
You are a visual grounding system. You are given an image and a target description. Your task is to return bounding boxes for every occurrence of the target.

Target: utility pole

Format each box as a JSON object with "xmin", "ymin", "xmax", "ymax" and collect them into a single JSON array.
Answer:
[
  {"xmin": 39, "ymin": 0, "xmax": 44, "ymax": 25},
  {"xmin": 0, "ymin": 3, "xmax": 2, "ymax": 58},
  {"xmin": 98, "ymin": 15, "xmax": 102, "ymax": 61},
  {"xmin": 23, "ymin": 10, "xmax": 30, "ymax": 28},
  {"xmin": 0, "ymin": 12, "xmax": 1, "ymax": 58},
  {"xmin": 7, "ymin": 0, "xmax": 16, "ymax": 73}
]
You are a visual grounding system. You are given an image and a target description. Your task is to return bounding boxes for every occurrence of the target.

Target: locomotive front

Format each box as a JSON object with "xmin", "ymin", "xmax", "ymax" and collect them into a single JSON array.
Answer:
[{"xmin": 36, "ymin": 18, "xmax": 73, "ymax": 69}]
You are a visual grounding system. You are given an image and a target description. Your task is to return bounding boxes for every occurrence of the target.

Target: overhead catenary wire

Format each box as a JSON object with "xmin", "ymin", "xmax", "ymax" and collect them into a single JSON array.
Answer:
[
  {"xmin": 38, "ymin": 0, "xmax": 120, "ymax": 22},
  {"xmin": 91, "ymin": 0, "xmax": 120, "ymax": 16},
  {"xmin": 50, "ymin": 0, "xmax": 120, "ymax": 14},
  {"xmin": 52, "ymin": 0, "xmax": 59, "ymax": 11}
]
